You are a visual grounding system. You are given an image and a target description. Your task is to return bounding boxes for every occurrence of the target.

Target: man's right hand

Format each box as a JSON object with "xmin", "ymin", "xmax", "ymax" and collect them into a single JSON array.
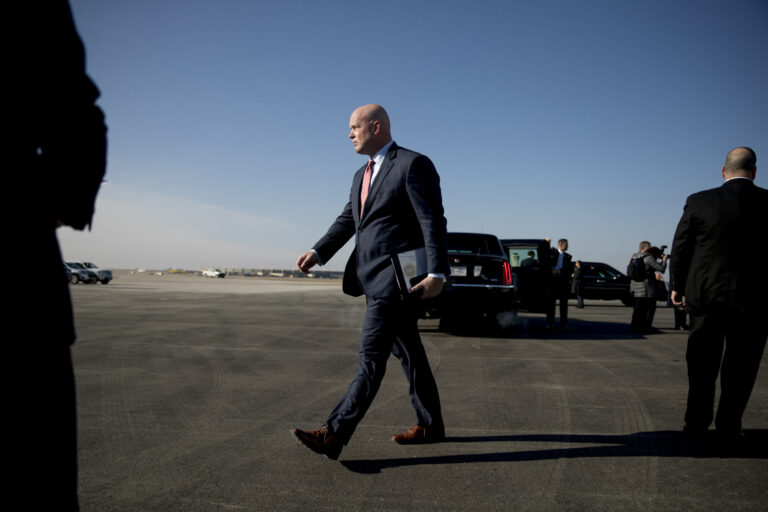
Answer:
[{"xmin": 296, "ymin": 251, "xmax": 318, "ymax": 274}]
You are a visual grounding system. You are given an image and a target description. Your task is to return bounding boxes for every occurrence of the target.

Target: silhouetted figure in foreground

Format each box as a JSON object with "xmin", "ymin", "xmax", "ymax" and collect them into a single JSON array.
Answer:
[
  {"xmin": 9, "ymin": 2, "xmax": 107, "ymax": 509},
  {"xmin": 671, "ymin": 147, "xmax": 767, "ymax": 441}
]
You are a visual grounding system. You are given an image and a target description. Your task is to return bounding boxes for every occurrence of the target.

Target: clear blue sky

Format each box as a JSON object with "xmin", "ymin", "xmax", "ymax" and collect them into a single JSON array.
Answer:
[{"xmin": 60, "ymin": 0, "xmax": 768, "ymax": 272}]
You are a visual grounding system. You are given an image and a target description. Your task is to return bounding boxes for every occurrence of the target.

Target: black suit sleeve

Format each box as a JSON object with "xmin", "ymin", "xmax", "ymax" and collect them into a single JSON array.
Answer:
[
  {"xmin": 537, "ymin": 240, "xmax": 552, "ymax": 269},
  {"xmin": 312, "ymin": 199, "xmax": 356, "ymax": 266},
  {"xmin": 670, "ymin": 196, "xmax": 695, "ymax": 293}
]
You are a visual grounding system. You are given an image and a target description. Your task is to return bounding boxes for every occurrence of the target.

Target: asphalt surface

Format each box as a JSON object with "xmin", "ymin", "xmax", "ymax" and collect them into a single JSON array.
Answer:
[{"xmin": 70, "ymin": 273, "xmax": 768, "ymax": 511}]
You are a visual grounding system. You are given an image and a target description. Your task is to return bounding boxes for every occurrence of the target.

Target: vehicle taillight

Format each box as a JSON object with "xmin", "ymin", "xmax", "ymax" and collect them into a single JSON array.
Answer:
[{"xmin": 502, "ymin": 260, "xmax": 513, "ymax": 286}]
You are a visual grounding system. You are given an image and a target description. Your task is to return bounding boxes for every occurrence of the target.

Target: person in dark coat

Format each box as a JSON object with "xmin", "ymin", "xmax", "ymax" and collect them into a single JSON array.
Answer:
[
  {"xmin": 9, "ymin": 3, "xmax": 107, "ymax": 509},
  {"xmin": 671, "ymin": 147, "xmax": 768, "ymax": 440},
  {"xmin": 572, "ymin": 260, "xmax": 584, "ymax": 308},
  {"xmin": 540, "ymin": 238, "xmax": 573, "ymax": 329}
]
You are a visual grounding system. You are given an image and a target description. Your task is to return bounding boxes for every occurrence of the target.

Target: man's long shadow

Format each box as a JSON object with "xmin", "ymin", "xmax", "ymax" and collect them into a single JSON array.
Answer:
[
  {"xmin": 341, "ymin": 430, "xmax": 768, "ymax": 474},
  {"xmin": 423, "ymin": 318, "xmax": 644, "ymax": 340}
]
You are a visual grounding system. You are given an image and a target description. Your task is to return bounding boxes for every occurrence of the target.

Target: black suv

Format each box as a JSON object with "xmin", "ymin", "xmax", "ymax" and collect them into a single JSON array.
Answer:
[{"xmin": 424, "ymin": 232, "xmax": 516, "ymax": 326}]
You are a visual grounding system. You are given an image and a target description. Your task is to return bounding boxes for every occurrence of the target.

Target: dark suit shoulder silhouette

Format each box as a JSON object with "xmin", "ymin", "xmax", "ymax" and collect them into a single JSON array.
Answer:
[{"xmin": 10, "ymin": 2, "xmax": 107, "ymax": 509}]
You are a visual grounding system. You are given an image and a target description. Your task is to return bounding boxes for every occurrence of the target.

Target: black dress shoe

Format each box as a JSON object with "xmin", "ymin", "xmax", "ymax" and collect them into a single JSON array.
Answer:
[
  {"xmin": 393, "ymin": 424, "xmax": 445, "ymax": 445},
  {"xmin": 291, "ymin": 426, "xmax": 343, "ymax": 460}
]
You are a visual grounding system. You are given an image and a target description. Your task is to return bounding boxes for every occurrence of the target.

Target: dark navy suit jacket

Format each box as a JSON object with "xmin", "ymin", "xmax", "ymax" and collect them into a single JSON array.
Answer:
[{"xmin": 313, "ymin": 143, "xmax": 448, "ymax": 299}]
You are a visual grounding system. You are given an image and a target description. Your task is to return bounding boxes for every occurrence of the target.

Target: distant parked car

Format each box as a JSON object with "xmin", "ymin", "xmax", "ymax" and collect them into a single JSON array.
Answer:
[
  {"xmin": 65, "ymin": 262, "xmax": 98, "ymax": 284},
  {"xmin": 63, "ymin": 264, "xmax": 72, "ymax": 283},
  {"xmin": 576, "ymin": 262, "xmax": 632, "ymax": 306},
  {"xmin": 79, "ymin": 261, "xmax": 112, "ymax": 284},
  {"xmin": 202, "ymin": 268, "xmax": 226, "ymax": 278},
  {"xmin": 423, "ymin": 232, "xmax": 516, "ymax": 329}
]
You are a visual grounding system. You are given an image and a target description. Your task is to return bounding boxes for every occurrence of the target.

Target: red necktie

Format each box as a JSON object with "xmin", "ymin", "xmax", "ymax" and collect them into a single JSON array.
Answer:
[{"xmin": 360, "ymin": 159, "xmax": 374, "ymax": 217}]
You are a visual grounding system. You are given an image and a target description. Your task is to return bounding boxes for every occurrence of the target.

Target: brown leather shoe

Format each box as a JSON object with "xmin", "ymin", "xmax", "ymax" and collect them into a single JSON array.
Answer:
[
  {"xmin": 392, "ymin": 424, "xmax": 445, "ymax": 445},
  {"xmin": 291, "ymin": 426, "xmax": 343, "ymax": 460}
]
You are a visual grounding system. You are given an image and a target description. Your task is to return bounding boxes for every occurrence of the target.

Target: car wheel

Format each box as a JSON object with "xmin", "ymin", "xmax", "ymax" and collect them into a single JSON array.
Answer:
[
  {"xmin": 101, "ymin": 279, "xmax": 110, "ymax": 284},
  {"xmin": 70, "ymin": 275, "xmax": 79, "ymax": 284}
]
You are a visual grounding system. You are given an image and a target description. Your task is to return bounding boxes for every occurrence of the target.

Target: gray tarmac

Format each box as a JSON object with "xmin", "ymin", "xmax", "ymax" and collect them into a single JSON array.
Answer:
[{"xmin": 71, "ymin": 273, "xmax": 768, "ymax": 511}]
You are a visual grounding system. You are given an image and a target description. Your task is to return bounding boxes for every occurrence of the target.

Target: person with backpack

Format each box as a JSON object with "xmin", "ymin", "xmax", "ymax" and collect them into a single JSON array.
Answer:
[{"xmin": 629, "ymin": 241, "xmax": 668, "ymax": 333}]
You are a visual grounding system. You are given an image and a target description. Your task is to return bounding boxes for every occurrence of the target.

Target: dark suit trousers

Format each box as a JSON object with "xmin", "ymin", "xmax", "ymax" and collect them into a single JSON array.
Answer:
[
  {"xmin": 546, "ymin": 277, "xmax": 569, "ymax": 326},
  {"xmin": 631, "ymin": 298, "xmax": 656, "ymax": 333},
  {"xmin": 325, "ymin": 296, "xmax": 443, "ymax": 444},
  {"xmin": 685, "ymin": 310, "xmax": 767, "ymax": 433},
  {"xmin": 12, "ymin": 344, "xmax": 79, "ymax": 510}
]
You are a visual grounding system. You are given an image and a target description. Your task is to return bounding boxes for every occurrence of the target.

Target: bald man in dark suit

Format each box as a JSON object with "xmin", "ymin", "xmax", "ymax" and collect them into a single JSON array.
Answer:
[
  {"xmin": 671, "ymin": 147, "xmax": 768, "ymax": 440},
  {"xmin": 292, "ymin": 105, "xmax": 447, "ymax": 460}
]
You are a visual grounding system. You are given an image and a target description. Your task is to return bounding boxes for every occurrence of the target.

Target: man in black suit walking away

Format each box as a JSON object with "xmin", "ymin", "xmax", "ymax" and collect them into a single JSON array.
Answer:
[
  {"xmin": 292, "ymin": 104, "xmax": 447, "ymax": 460},
  {"xmin": 671, "ymin": 147, "xmax": 768, "ymax": 440}
]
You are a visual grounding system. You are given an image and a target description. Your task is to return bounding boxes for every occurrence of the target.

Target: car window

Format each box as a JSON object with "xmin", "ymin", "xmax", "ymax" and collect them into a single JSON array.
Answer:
[
  {"xmin": 447, "ymin": 234, "xmax": 504, "ymax": 256},
  {"xmin": 585, "ymin": 265, "xmax": 620, "ymax": 279},
  {"xmin": 507, "ymin": 246, "xmax": 539, "ymax": 268}
]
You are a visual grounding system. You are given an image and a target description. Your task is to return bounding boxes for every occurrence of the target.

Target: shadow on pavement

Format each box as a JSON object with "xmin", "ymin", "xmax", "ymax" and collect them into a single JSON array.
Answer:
[
  {"xmin": 424, "ymin": 317, "xmax": 649, "ymax": 340},
  {"xmin": 341, "ymin": 430, "xmax": 768, "ymax": 474}
]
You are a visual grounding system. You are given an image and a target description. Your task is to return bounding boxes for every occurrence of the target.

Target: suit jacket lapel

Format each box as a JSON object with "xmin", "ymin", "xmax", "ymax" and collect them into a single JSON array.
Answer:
[{"xmin": 360, "ymin": 143, "xmax": 398, "ymax": 224}]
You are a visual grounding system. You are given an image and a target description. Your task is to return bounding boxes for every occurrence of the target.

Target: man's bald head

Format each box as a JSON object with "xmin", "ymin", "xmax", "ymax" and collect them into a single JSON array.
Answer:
[
  {"xmin": 723, "ymin": 147, "xmax": 757, "ymax": 180},
  {"xmin": 349, "ymin": 104, "xmax": 392, "ymax": 157}
]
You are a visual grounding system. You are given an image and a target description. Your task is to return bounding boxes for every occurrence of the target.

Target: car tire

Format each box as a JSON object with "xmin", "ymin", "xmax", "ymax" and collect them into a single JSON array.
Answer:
[
  {"xmin": 101, "ymin": 279, "xmax": 110, "ymax": 284},
  {"xmin": 70, "ymin": 275, "xmax": 79, "ymax": 284}
]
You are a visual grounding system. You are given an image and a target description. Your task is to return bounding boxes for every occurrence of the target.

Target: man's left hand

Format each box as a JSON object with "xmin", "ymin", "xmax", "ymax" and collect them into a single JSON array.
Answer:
[
  {"xmin": 671, "ymin": 290, "xmax": 685, "ymax": 307},
  {"xmin": 411, "ymin": 276, "xmax": 444, "ymax": 300}
]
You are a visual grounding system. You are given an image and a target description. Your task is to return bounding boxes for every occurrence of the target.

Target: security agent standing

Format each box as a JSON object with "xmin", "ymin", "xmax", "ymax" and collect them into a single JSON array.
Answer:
[
  {"xmin": 541, "ymin": 238, "xmax": 572, "ymax": 329},
  {"xmin": 671, "ymin": 147, "xmax": 768, "ymax": 440},
  {"xmin": 572, "ymin": 260, "xmax": 584, "ymax": 308}
]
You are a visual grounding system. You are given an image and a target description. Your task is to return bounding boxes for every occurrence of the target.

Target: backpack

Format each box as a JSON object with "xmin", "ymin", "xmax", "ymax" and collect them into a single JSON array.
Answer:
[{"xmin": 627, "ymin": 256, "xmax": 648, "ymax": 282}]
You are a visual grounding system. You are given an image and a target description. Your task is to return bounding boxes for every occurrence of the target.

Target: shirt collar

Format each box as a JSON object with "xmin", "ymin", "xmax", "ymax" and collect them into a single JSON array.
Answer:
[{"xmin": 371, "ymin": 140, "xmax": 394, "ymax": 169}]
